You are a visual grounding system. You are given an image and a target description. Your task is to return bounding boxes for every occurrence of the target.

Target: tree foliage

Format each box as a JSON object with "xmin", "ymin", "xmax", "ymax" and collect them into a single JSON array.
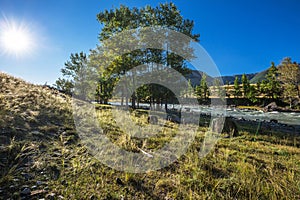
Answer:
[
  {"xmin": 196, "ymin": 73, "xmax": 209, "ymax": 99},
  {"xmin": 55, "ymin": 52, "xmax": 93, "ymax": 99},
  {"xmin": 241, "ymin": 74, "xmax": 250, "ymax": 98},
  {"xmin": 94, "ymin": 3, "xmax": 200, "ymax": 109},
  {"xmin": 264, "ymin": 62, "xmax": 281, "ymax": 99},
  {"xmin": 278, "ymin": 57, "xmax": 300, "ymax": 107},
  {"xmin": 233, "ymin": 76, "xmax": 241, "ymax": 98}
]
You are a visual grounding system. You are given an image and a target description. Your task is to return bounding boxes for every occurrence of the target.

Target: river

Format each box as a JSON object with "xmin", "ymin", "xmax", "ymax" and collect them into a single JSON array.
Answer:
[{"xmin": 108, "ymin": 102, "xmax": 300, "ymax": 126}]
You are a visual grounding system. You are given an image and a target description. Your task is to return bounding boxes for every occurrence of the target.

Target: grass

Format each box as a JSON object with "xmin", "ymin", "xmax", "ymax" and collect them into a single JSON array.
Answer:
[
  {"xmin": 0, "ymin": 72, "xmax": 299, "ymax": 199},
  {"xmin": 237, "ymin": 105, "xmax": 263, "ymax": 111}
]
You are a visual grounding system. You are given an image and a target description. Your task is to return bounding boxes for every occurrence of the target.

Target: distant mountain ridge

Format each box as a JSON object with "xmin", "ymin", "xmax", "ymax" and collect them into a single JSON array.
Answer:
[
  {"xmin": 220, "ymin": 73, "xmax": 257, "ymax": 84},
  {"xmin": 185, "ymin": 70, "xmax": 214, "ymax": 86},
  {"xmin": 249, "ymin": 70, "xmax": 268, "ymax": 83},
  {"xmin": 185, "ymin": 70, "xmax": 258, "ymax": 86}
]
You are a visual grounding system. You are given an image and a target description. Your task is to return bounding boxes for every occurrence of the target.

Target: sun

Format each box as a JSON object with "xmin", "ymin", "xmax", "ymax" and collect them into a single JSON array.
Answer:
[{"xmin": 0, "ymin": 18, "xmax": 35, "ymax": 57}]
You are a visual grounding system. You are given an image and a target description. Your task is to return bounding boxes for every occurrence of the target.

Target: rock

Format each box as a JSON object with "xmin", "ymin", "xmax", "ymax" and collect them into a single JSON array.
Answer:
[
  {"xmin": 21, "ymin": 185, "xmax": 29, "ymax": 189},
  {"xmin": 30, "ymin": 189, "xmax": 47, "ymax": 196},
  {"xmin": 89, "ymin": 195, "xmax": 97, "ymax": 200},
  {"xmin": 116, "ymin": 177, "xmax": 123, "ymax": 185},
  {"xmin": 39, "ymin": 143, "xmax": 47, "ymax": 150},
  {"xmin": 237, "ymin": 117, "xmax": 245, "ymax": 121},
  {"xmin": 61, "ymin": 179, "xmax": 67, "ymax": 186},
  {"xmin": 13, "ymin": 178, "xmax": 20, "ymax": 182},
  {"xmin": 20, "ymin": 187, "xmax": 31, "ymax": 196},
  {"xmin": 63, "ymin": 140, "xmax": 71, "ymax": 145},
  {"xmin": 31, "ymin": 185, "xmax": 37, "ymax": 190},
  {"xmin": 21, "ymin": 172, "xmax": 31, "ymax": 180},
  {"xmin": 167, "ymin": 114, "xmax": 181, "ymax": 124},
  {"xmin": 46, "ymin": 193, "xmax": 55, "ymax": 200},
  {"xmin": 0, "ymin": 135, "xmax": 10, "ymax": 145},
  {"xmin": 36, "ymin": 181, "xmax": 44, "ymax": 186},
  {"xmin": 147, "ymin": 115, "xmax": 158, "ymax": 124},
  {"xmin": 270, "ymin": 119, "xmax": 278, "ymax": 123},
  {"xmin": 292, "ymin": 98, "xmax": 300, "ymax": 107},
  {"xmin": 61, "ymin": 131, "xmax": 67, "ymax": 136},
  {"xmin": 264, "ymin": 102, "xmax": 278, "ymax": 112},
  {"xmin": 211, "ymin": 117, "xmax": 239, "ymax": 137},
  {"xmin": 184, "ymin": 107, "xmax": 191, "ymax": 112}
]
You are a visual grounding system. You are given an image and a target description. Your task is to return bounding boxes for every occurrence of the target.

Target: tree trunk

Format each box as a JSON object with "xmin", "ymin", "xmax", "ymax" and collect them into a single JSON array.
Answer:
[
  {"xmin": 132, "ymin": 92, "xmax": 136, "ymax": 109},
  {"xmin": 165, "ymin": 95, "xmax": 168, "ymax": 111},
  {"xmin": 121, "ymin": 85, "xmax": 124, "ymax": 106},
  {"xmin": 125, "ymin": 96, "xmax": 129, "ymax": 109}
]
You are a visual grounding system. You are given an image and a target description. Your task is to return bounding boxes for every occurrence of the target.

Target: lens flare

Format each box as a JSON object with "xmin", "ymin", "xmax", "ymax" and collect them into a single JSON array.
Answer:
[{"xmin": 0, "ymin": 17, "xmax": 35, "ymax": 57}]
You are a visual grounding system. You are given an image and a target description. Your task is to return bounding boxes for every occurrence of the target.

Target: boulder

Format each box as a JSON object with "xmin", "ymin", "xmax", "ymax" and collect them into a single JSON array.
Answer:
[
  {"xmin": 264, "ymin": 102, "xmax": 278, "ymax": 112},
  {"xmin": 147, "ymin": 115, "xmax": 158, "ymax": 124},
  {"xmin": 270, "ymin": 119, "xmax": 278, "ymax": 123}
]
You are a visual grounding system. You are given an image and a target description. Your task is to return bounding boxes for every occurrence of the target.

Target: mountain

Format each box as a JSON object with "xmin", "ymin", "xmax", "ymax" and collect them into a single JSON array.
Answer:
[
  {"xmin": 185, "ymin": 70, "xmax": 257, "ymax": 86},
  {"xmin": 249, "ymin": 70, "xmax": 268, "ymax": 83},
  {"xmin": 185, "ymin": 70, "xmax": 214, "ymax": 86},
  {"xmin": 220, "ymin": 73, "xmax": 257, "ymax": 84}
]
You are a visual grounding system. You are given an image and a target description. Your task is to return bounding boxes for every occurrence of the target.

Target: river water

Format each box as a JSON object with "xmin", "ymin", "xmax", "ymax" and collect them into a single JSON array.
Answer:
[
  {"xmin": 189, "ymin": 106, "xmax": 300, "ymax": 126},
  {"xmin": 108, "ymin": 102, "xmax": 300, "ymax": 126}
]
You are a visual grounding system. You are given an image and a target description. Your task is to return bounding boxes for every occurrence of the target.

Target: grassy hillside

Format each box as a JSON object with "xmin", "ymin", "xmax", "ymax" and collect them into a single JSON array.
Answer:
[{"xmin": 0, "ymin": 72, "xmax": 300, "ymax": 199}]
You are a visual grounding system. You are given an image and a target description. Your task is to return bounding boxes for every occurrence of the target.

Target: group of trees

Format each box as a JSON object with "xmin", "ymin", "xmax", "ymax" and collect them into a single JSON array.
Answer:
[
  {"xmin": 55, "ymin": 3, "xmax": 300, "ymax": 109},
  {"xmin": 226, "ymin": 57, "xmax": 300, "ymax": 107},
  {"xmin": 181, "ymin": 57, "xmax": 300, "ymax": 108},
  {"xmin": 55, "ymin": 3, "xmax": 200, "ymax": 109}
]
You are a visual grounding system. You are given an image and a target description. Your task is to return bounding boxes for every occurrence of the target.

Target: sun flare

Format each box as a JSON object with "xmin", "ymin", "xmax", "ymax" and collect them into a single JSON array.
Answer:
[{"xmin": 0, "ymin": 18, "xmax": 35, "ymax": 57}]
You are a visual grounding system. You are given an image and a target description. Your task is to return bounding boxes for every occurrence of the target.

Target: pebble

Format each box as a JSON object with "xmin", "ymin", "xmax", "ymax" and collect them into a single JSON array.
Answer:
[
  {"xmin": 63, "ymin": 140, "xmax": 72, "ymax": 145},
  {"xmin": 116, "ymin": 177, "xmax": 123, "ymax": 185},
  {"xmin": 13, "ymin": 178, "xmax": 20, "ymax": 182},
  {"xmin": 36, "ymin": 181, "xmax": 43, "ymax": 186},
  {"xmin": 61, "ymin": 180, "xmax": 67, "ymax": 186},
  {"xmin": 21, "ymin": 185, "xmax": 29, "ymax": 190},
  {"xmin": 20, "ymin": 187, "xmax": 31, "ymax": 196},
  {"xmin": 21, "ymin": 173, "xmax": 31, "ymax": 180},
  {"xmin": 46, "ymin": 193, "xmax": 55, "ymax": 200}
]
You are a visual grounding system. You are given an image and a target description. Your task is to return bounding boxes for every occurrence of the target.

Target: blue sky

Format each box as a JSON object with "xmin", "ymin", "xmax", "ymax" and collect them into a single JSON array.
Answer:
[{"xmin": 0, "ymin": 0, "xmax": 300, "ymax": 84}]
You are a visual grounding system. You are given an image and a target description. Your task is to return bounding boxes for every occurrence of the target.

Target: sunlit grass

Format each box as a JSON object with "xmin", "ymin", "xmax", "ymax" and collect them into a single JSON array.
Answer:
[{"xmin": 0, "ymin": 72, "xmax": 299, "ymax": 199}]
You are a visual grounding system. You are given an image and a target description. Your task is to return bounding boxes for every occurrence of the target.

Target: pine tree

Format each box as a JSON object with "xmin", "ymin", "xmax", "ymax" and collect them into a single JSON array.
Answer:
[
  {"xmin": 241, "ymin": 74, "xmax": 250, "ymax": 98},
  {"xmin": 55, "ymin": 52, "xmax": 93, "ymax": 99},
  {"xmin": 265, "ymin": 62, "xmax": 281, "ymax": 99},
  {"xmin": 233, "ymin": 76, "xmax": 241, "ymax": 98},
  {"xmin": 200, "ymin": 73, "xmax": 209, "ymax": 99}
]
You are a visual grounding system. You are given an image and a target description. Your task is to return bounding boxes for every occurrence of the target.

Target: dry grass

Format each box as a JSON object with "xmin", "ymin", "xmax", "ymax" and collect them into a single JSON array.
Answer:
[{"xmin": 0, "ymin": 72, "xmax": 299, "ymax": 199}]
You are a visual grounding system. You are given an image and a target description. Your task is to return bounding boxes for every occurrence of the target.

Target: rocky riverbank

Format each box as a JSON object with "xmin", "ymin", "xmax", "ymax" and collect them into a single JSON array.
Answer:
[{"xmin": 231, "ymin": 116, "xmax": 300, "ymax": 135}]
